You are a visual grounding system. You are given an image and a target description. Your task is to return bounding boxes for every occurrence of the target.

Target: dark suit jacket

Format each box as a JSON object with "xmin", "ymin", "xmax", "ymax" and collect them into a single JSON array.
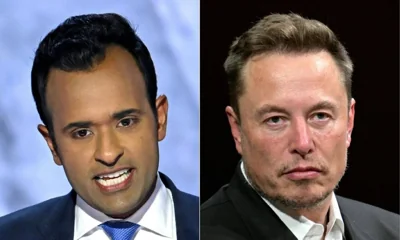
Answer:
[
  {"xmin": 0, "ymin": 172, "xmax": 199, "ymax": 240},
  {"xmin": 201, "ymin": 165, "xmax": 400, "ymax": 240}
]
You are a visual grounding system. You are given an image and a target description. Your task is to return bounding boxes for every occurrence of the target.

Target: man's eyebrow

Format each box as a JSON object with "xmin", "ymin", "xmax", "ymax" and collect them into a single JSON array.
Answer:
[
  {"xmin": 308, "ymin": 101, "xmax": 337, "ymax": 113},
  {"xmin": 255, "ymin": 101, "xmax": 337, "ymax": 119},
  {"xmin": 62, "ymin": 121, "xmax": 93, "ymax": 133},
  {"xmin": 111, "ymin": 108, "xmax": 143, "ymax": 120},
  {"xmin": 255, "ymin": 104, "xmax": 290, "ymax": 119},
  {"xmin": 62, "ymin": 108, "xmax": 143, "ymax": 133}
]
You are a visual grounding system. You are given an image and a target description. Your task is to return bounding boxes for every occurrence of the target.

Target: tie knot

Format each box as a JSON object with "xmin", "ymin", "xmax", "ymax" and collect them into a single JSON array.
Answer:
[{"xmin": 101, "ymin": 221, "xmax": 140, "ymax": 240}]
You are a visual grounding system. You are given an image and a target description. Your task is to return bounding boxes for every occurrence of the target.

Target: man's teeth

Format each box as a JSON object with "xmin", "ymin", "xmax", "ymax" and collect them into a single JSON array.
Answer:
[
  {"xmin": 97, "ymin": 169, "xmax": 130, "ymax": 179},
  {"xmin": 96, "ymin": 172, "xmax": 130, "ymax": 187},
  {"xmin": 95, "ymin": 169, "xmax": 131, "ymax": 187}
]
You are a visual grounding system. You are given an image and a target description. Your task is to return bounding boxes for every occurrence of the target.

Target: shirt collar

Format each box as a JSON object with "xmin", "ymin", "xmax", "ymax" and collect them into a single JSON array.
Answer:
[
  {"xmin": 240, "ymin": 161, "xmax": 344, "ymax": 239},
  {"xmin": 74, "ymin": 173, "xmax": 174, "ymax": 239},
  {"xmin": 327, "ymin": 192, "xmax": 344, "ymax": 235}
]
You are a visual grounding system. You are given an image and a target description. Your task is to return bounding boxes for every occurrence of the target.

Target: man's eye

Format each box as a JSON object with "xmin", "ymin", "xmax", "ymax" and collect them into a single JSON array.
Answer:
[
  {"xmin": 266, "ymin": 116, "xmax": 283, "ymax": 124},
  {"xmin": 117, "ymin": 118, "xmax": 138, "ymax": 127},
  {"xmin": 313, "ymin": 113, "xmax": 330, "ymax": 120},
  {"xmin": 72, "ymin": 129, "xmax": 91, "ymax": 138}
]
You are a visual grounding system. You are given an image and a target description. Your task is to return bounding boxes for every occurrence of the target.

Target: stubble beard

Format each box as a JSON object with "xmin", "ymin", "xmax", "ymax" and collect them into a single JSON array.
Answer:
[{"xmin": 243, "ymin": 156, "xmax": 348, "ymax": 210}]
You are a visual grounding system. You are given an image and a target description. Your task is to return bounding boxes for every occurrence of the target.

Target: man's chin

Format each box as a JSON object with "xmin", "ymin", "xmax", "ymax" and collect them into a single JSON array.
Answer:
[
  {"xmin": 104, "ymin": 209, "xmax": 136, "ymax": 219},
  {"xmin": 93, "ymin": 197, "xmax": 139, "ymax": 217},
  {"xmin": 268, "ymin": 190, "xmax": 333, "ymax": 210},
  {"xmin": 99, "ymin": 203, "xmax": 138, "ymax": 219}
]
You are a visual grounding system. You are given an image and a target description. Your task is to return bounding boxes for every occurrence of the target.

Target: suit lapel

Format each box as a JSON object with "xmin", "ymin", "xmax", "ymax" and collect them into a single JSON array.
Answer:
[
  {"xmin": 226, "ymin": 164, "xmax": 297, "ymax": 240},
  {"xmin": 339, "ymin": 202, "xmax": 375, "ymax": 240},
  {"xmin": 160, "ymin": 173, "xmax": 199, "ymax": 240},
  {"xmin": 37, "ymin": 190, "xmax": 76, "ymax": 240}
]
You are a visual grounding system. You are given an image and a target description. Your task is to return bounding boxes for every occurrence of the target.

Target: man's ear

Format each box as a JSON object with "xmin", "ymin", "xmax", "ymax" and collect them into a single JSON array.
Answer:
[
  {"xmin": 155, "ymin": 95, "xmax": 168, "ymax": 141},
  {"xmin": 346, "ymin": 98, "xmax": 356, "ymax": 148},
  {"xmin": 38, "ymin": 124, "xmax": 62, "ymax": 165},
  {"xmin": 226, "ymin": 106, "xmax": 243, "ymax": 154}
]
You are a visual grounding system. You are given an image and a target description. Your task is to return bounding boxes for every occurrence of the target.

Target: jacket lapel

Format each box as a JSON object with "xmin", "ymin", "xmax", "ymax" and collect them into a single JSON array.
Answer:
[
  {"xmin": 37, "ymin": 190, "xmax": 76, "ymax": 240},
  {"xmin": 338, "ymin": 200, "xmax": 375, "ymax": 240},
  {"xmin": 160, "ymin": 173, "xmax": 199, "ymax": 240},
  {"xmin": 226, "ymin": 164, "xmax": 297, "ymax": 240}
]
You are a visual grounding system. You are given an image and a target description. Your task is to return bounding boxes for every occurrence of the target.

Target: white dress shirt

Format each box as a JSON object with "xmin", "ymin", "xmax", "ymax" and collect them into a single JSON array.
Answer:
[
  {"xmin": 73, "ymin": 173, "xmax": 176, "ymax": 240},
  {"xmin": 240, "ymin": 162, "xmax": 345, "ymax": 240}
]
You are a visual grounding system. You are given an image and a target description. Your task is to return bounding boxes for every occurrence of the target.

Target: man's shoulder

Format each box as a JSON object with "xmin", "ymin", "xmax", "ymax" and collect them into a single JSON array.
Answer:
[
  {"xmin": 174, "ymin": 188, "xmax": 199, "ymax": 213},
  {"xmin": 159, "ymin": 172, "xmax": 199, "ymax": 208},
  {"xmin": 0, "ymin": 195, "xmax": 65, "ymax": 224},
  {"xmin": 0, "ymin": 194, "xmax": 69, "ymax": 236},
  {"xmin": 201, "ymin": 184, "xmax": 231, "ymax": 214},
  {"xmin": 337, "ymin": 195, "xmax": 399, "ymax": 219},
  {"xmin": 201, "ymin": 184, "xmax": 251, "ymax": 239},
  {"xmin": 201, "ymin": 185, "xmax": 239, "ymax": 225},
  {"xmin": 201, "ymin": 225, "xmax": 249, "ymax": 240},
  {"xmin": 179, "ymin": 190, "xmax": 199, "ymax": 204},
  {"xmin": 337, "ymin": 195, "xmax": 399, "ymax": 237}
]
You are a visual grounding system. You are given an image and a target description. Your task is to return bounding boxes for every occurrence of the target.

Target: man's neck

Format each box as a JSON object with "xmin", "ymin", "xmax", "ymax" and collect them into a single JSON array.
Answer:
[
  {"xmin": 106, "ymin": 174, "xmax": 158, "ymax": 219},
  {"xmin": 273, "ymin": 192, "xmax": 332, "ymax": 226}
]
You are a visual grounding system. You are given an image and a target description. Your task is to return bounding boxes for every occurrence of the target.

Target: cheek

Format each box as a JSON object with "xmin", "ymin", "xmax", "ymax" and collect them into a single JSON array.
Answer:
[
  {"xmin": 315, "ymin": 128, "xmax": 348, "ymax": 171},
  {"xmin": 313, "ymin": 118, "xmax": 348, "ymax": 148},
  {"xmin": 56, "ymin": 141, "xmax": 94, "ymax": 176},
  {"xmin": 57, "ymin": 136, "xmax": 94, "ymax": 157},
  {"xmin": 122, "ymin": 131, "xmax": 159, "ymax": 166},
  {"xmin": 332, "ymin": 134, "xmax": 348, "ymax": 164},
  {"xmin": 123, "ymin": 135, "xmax": 150, "ymax": 159},
  {"xmin": 245, "ymin": 124, "xmax": 287, "ymax": 153},
  {"xmin": 241, "ymin": 127, "xmax": 284, "ymax": 171}
]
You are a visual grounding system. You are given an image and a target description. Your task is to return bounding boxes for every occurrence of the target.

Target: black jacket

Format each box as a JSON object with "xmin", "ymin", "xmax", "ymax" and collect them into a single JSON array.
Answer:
[{"xmin": 201, "ymin": 165, "xmax": 399, "ymax": 240}]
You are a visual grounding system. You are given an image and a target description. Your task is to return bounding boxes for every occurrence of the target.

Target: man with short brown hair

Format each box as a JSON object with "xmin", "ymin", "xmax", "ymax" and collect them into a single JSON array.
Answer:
[{"xmin": 201, "ymin": 13, "xmax": 399, "ymax": 240}]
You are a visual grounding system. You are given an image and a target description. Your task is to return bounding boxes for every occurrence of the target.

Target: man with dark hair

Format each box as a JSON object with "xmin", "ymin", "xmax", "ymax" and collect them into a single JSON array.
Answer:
[
  {"xmin": 201, "ymin": 13, "xmax": 399, "ymax": 240},
  {"xmin": 0, "ymin": 13, "xmax": 198, "ymax": 240}
]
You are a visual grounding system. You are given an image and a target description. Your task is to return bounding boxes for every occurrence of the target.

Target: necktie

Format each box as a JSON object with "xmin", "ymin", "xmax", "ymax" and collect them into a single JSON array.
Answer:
[{"xmin": 101, "ymin": 221, "xmax": 140, "ymax": 240}]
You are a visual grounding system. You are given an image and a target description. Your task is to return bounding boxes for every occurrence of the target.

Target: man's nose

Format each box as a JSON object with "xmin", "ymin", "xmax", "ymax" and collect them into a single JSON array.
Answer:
[
  {"xmin": 94, "ymin": 130, "xmax": 124, "ymax": 166},
  {"xmin": 289, "ymin": 119, "xmax": 315, "ymax": 157}
]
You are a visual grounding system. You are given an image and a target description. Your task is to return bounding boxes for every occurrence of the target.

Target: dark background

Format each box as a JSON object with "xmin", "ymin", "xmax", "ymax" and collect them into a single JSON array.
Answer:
[{"xmin": 200, "ymin": 0, "xmax": 400, "ymax": 214}]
